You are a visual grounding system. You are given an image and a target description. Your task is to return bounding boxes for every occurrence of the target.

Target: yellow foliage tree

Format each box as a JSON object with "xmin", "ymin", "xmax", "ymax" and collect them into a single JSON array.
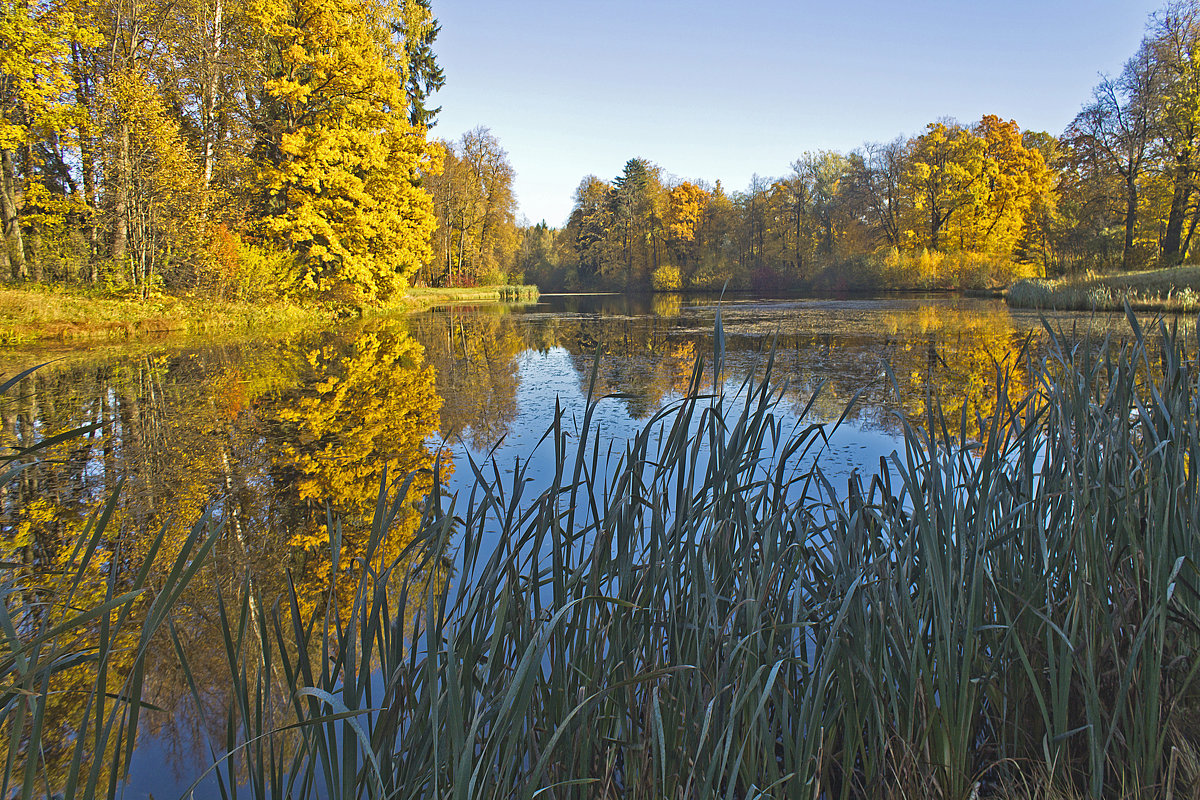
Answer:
[
  {"xmin": 101, "ymin": 70, "xmax": 206, "ymax": 293},
  {"xmin": 957, "ymin": 115, "xmax": 1054, "ymax": 255},
  {"xmin": 0, "ymin": 0, "xmax": 98, "ymax": 278},
  {"xmin": 906, "ymin": 121, "xmax": 987, "ymax": 252},
  {"xmin": 253, "ymin": 0, "xmax": 440, "ymax": 308},
  {"xmin": 664, "ymin": 181, "xmax": 708, "ymax": 266}
]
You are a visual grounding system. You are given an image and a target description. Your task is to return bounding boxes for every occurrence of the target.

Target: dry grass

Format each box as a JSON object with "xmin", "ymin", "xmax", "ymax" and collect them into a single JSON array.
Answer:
[
  {"xmin": 0, "ymin": 284, "xmax": 328, "ymax": 343},
  {"xmin": 1007, "ymin": 266, "xmax": 1200, "ymax": 311},
  {"xmin": 390, "ymin": 284, "xmax": 539, "ymax": 309},
  {"xmin": 0, "ymin": 283, "xmax": 541, "ymax": 346}
]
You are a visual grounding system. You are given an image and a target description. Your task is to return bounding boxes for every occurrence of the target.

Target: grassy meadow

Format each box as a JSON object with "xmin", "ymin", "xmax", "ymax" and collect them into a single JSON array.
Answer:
[{"xmin": 2, "ymin": 312, "xmax": 1198, "ymax": 799}]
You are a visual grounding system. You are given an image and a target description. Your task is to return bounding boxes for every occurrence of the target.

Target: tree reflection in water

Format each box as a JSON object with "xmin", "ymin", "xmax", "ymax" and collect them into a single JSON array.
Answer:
[
  {"xmin": 0, "ymin": 320, "xmax": 449, "ymax": 789},
  {"xmin": 0, "ymin": 296, "xmax": 1164, "ymax": 793}
]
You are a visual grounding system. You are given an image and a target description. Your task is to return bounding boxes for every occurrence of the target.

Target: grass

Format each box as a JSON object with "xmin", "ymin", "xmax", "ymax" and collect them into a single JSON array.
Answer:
[
  {"xmin": 390, "ymin": 284, "xmax": 540, "ymax": 309},
  {"xmin": 3, "ymin": 310, "xmax": 1199, "ymax": 799},
  {"xmin": 0, "ymin": 284, "xmax": 328, "ymax": 343},
  {"xmin": 1006, "ymin": 265, "xmax": 1200, "ymax": 312},
  {"xmin": 0, "ymin": 283, "xmax": 541, "ymax": 344}
]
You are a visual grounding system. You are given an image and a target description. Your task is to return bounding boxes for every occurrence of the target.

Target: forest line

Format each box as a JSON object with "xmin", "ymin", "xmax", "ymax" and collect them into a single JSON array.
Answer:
[
  {"xmin": 5, "ymin": 0, "xmax": 1200, "ymax": 309},
  {"xmin": 492, "ymin": 0, "xmax": 1200, "ymax": 293}
]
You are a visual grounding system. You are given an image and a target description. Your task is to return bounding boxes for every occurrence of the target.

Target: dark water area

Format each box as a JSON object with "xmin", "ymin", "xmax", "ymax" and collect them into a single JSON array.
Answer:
[{"xmin": 0, "ymin": 293, "xmax": 1165, "ymax": 796}]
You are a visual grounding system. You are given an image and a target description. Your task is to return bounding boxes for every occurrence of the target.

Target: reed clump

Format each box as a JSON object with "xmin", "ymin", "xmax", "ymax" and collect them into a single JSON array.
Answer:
[
  {"xmin": 5, "ymin": 312, "xmax": 1200, "ymax": 799},
  {"xmin": 496, "ymin": 284, "xmax": 540, "ymax": 302}
]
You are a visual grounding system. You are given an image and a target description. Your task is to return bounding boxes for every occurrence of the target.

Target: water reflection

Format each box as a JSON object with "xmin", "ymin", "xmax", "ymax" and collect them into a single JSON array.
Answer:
[
  {"xmin": 0, "ymin": 295, "xmax": 1163, "ymax": 795},
  {"xmin": 0, "ymin": 322, "xmax": 448, "ymax": 792}
]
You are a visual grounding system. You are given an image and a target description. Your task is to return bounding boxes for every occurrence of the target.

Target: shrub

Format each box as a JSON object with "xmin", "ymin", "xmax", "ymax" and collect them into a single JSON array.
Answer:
[
  {"xmin": 688, "ymin": 259, "xmax": 747, "ymax": 291},
  {"xmin": 1005, "ymin": 278, "xmax": 1055, "ymax": 308},
  {"xmin": 205, "ymin": 225, "xmax": 294, "ymax": 302},
  {"xmin": 652, "ymin": 264, "xmax": 682, "ymax": 292}
]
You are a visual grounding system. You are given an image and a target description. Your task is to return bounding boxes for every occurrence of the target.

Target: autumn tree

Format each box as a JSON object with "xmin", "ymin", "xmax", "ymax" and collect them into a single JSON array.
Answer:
[
  {"xmin": 1149, "ymin": 1, "xmax": 1200, "ymax": 263},
  {"xmin": 663, "ymin": 181, "xmax": 708, "ymax": 269},
  {"xmin": 794, "ymin": 151, "xmax": 851, "ymax": 259},
  {"xmin": 515, "ymin": 220, "xmax": 566, "ymax": 288},
  {"xmin": 1065, "ymin": 41, "xmax": 1161, "ymax": 269},
  {"xmin": 847, "ymin": 138, "xmax": 909, "ymax": 248},
  {"xmin": 906, "ymin": 120, "xmax": 988, "ymax": 251},
  {"xmin": 250, "ymin": 0, "xmax": 439, "ymax": 307},
  {"xmin": 565, "ymin": 174, "xmax": 614, "ymax": 282},
  {"xmin": 609, "ymin": 157, "xmax": 663, "ymax": 283},
  {"xmin": 101, "ymin": 70, "xmax": 205, "ymax": 294},
  {"xmin": 0, "ymin": 0, "xmax": 97, "ymax": 279},
  {"xmin": 425, "ymin": 126, "xmax": 517, "ymax": 285},
  {"xmin": 957, "ymin": 116, "xmax": 1054, "ymax": 255}
]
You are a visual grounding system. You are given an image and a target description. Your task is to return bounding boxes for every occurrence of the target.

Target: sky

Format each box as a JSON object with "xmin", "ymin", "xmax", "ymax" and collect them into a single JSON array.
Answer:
[{"xmin": 430, "ymin": 1, "xmax": 1165, "ymax": 227}]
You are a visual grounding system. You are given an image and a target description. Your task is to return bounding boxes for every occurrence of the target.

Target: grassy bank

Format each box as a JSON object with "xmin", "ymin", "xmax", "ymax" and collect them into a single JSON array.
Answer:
[
  {"xmin": 4, "ymin": 314, "xmax": 1198, "ymax": 798},
  {"xmin": 0, "ymin": 283, "xmax": 540, "ymax": 344},
  {"xmin": 0, "ymin": 284, "xmax": 329, "ymax": 343},
  {"xmin": 390, "ymin": 284, "xmax": 539, "ymax": 309},
  {"xmin": 1006, "ymin": 265, "xmax": 1200, "ymax": 311}
]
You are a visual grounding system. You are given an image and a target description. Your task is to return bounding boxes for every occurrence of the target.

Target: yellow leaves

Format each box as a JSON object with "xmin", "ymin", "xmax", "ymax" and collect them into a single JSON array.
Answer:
[
  {"xmin": 269, "ymin": 322, "xmax": 444, "ymax": 619},
  {"xmin": 276, "ymin": 323, "xmax": 440, "ymax": 515},
  {"xmin": 905, "ymin": 116, "xmax": 1055, "ymax": 258},
  {"xmin": 20, "ymin": 181, "xmax": 87, "ymax": 235},
  {"xmin": 254, "ymin": 0, "xmax": 437, "ymax": 307},
  {"xmin": 665, "ymin": 182, "xmax": 708, "ymax": 245},
  {"xmin": 0, "ymin": 0, "xmax": 97, "ymax": 149}
]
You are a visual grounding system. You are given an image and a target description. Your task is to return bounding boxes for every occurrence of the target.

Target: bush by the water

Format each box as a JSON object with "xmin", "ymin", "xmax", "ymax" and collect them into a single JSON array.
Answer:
[
  {"xmin": 651, "ymin": 264, "xmax": 682, "ymax": 291},
  {"xmin": 4, "ymin": 315, "xmax": 1200, "ymax": 798},
  {"xmin": 810, "ymin": 248, "xmax": 1040, "ymax": 291}
]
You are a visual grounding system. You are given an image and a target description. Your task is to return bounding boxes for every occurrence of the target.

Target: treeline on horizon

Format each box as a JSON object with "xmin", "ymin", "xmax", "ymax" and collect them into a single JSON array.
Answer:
[
  {"xmin": 7, "ymin": 0, "xmax": 1200, "ymax": 306},
  {"xmin": 506, "ymin": 0, "xmax": 1200, "ymax": 293}
]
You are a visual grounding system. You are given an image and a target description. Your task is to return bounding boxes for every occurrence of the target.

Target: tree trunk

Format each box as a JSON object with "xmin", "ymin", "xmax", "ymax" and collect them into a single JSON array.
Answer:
[
  {"xmin": 73, "ymin": 42, "xmax": 100, "ymax": 281},
  {"xmin": 200, "ymin": 0, "xmax": 224, "ymax": 202},
  {"xmin": 929, "ymin": 197, "xmax": 940, "ymax": 252},
  {"xmin": 0, "ymin": 150, "xmax": 26, "ymax": 280},
  {"xmin": 112, "ymin": 123, "xmax": 130, "ymax": 272},
  {"xmin": 1162, "ymin": 154, "xmax": 1190, "ymax": 266},
  {"xmin": 1122, "ymin": 174, "xmax": 1138, "ymax": 271}
]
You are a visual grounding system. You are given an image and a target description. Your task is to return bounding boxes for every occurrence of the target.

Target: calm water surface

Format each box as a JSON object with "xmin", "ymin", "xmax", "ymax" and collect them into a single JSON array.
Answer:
[{"xmin": 0, "ymin": 293, "xmax": 1157, "ymax": 797}]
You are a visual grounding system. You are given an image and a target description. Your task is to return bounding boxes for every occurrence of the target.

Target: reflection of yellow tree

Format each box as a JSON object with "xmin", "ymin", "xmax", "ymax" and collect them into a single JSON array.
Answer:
[
  {"xmin": 0, "ymin": 331, "xmax": 451, "ymax": 790},
  {"xmin": 652, "ymin": 293, "xmax": 682, "ymax": 318},
  {"xmin": 276, "ymin": 323, "xmax": 444, "ymax": 617},
  {"xmin": 881, "ymin": 306, "xmax": 1029, "ymax": 437},
  {"xmin": 2, "ymin": 495, "xmax": 130, "ymax": 794}
]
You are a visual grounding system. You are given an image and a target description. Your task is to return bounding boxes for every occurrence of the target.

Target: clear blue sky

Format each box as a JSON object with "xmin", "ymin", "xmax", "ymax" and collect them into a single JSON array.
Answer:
[{"xmin": 431, "ymin": 1, "xmax": 1164, "ymax": 227}]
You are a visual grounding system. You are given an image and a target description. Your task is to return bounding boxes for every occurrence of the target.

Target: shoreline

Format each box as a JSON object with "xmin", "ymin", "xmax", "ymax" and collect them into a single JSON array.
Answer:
[
  {"xmin": 1004, "ymin": 265, "xmax": 1200, "ymax": 313},
  {"xmin": 0, "ymin": 284, "xmax": 540, "ymax": 346}
]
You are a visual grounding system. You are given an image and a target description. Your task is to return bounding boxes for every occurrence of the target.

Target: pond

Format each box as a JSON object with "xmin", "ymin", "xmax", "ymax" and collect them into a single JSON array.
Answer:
[{"xmin": 0, "ymin": 293, "xmax": 1159, "ymax": 797}]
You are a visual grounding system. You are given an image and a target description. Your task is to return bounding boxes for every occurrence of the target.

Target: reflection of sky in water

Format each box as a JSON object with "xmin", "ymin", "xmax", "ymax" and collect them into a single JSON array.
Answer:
[{"xmin": 437, "ymin": 344, "xmax": 907, "ymax": 537}]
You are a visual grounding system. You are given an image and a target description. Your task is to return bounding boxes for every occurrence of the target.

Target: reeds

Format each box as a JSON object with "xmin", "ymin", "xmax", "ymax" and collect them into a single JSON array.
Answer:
[
  {"xmin": 496, "ymin": 285, "xmax": 540, "ymax": 303},
  {"xmin": 0, "ymin": 365, "xmax": 222, "ymax": 800},
  {"xmin": 6, "ymin": 311, "xmax": 1200, "ymax": 799}
]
